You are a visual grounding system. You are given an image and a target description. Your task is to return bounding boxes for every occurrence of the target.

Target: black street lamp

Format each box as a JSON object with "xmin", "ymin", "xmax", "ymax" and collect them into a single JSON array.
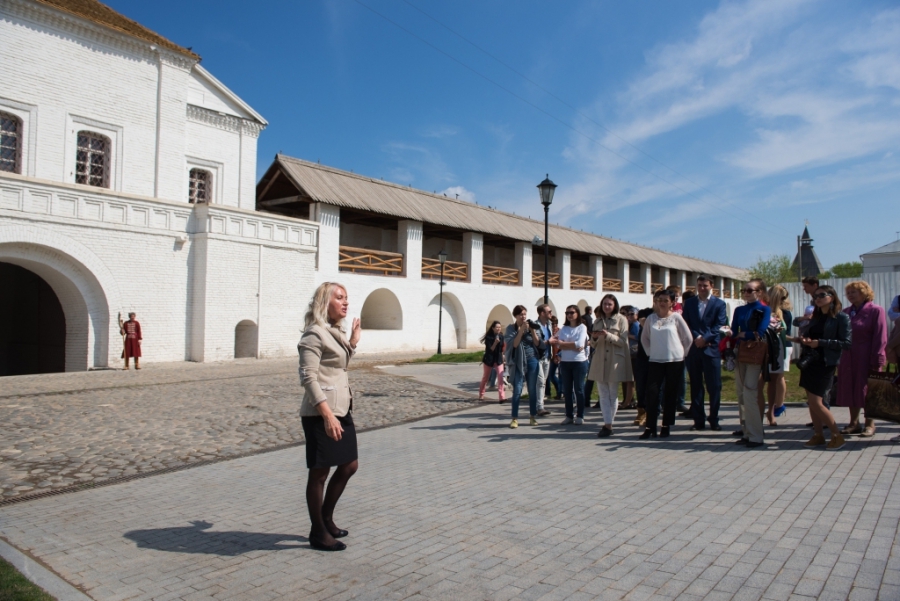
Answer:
[
  {"xmin": 437, "ymin": 249, "xmax": 448, "ymax": 355},
  {"xmin": 537, "ymin": 175, "xmax": 557, "ymax": 305}
]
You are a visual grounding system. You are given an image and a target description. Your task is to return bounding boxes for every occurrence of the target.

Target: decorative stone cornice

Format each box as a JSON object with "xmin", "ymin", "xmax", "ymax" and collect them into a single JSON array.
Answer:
[{"xmin": 187, "ymin": 105, "xmax": 265, "ymax": 138}]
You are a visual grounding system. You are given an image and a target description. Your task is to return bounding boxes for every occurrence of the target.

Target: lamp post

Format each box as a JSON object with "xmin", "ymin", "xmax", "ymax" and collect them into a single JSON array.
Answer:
[
  {"xmin": 437, "ymin": 249, "xmax": 448, "ymax": 355},
  {"xmin": 537, "ymin": 175, "xmax": 557, "ymax": 305}
]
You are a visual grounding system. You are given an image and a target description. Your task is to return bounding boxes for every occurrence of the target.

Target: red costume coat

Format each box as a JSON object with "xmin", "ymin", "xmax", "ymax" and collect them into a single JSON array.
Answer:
[{"xmin": 123, "ymin": 320, "xmax": 142, "ymax": 358}]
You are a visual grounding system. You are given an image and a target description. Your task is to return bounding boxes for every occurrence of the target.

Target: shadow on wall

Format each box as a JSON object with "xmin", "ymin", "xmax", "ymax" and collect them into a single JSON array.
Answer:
[
  {"xmin": 124, "ymin": 521, "xmax": 308, "ymax": 556},
  {"xmin": 360, "ymin": 288, "xmax": 402, "ymax": 330},
  {"xmin": 234, "ymin": 320, "xmax": 258, "ymax": 358}
]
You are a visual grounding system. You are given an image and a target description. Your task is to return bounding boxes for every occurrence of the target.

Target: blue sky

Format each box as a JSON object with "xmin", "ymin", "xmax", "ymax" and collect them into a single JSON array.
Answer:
[{"xmin": 109, "ymin": 0, "xmax": 900, "ymax": 269}]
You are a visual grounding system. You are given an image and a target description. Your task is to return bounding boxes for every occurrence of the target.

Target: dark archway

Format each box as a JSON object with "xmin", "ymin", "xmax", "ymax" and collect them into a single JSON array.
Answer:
[{"xmin": 0, "ymin": 262, "xmax": 66, "ymax": 376}]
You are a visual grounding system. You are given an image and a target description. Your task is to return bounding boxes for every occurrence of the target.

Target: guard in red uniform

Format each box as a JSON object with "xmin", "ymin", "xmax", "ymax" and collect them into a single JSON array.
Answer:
[{"xmin": 122, "ymin": 312, "xmax": 142, "ymax": 370}]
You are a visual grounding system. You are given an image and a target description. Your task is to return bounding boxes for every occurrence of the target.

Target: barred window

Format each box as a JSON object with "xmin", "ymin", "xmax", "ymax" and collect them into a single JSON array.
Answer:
[
  {"xmin": 75, "ymin": 131, "xmax": 110, "ymax": 187},
  {"xmin": 0, "ymin": 112, "xmax": 22, "ymax": 174},
  {"xmin": 189, "ymin": 168, "xmax": 211, "ymax": 203}
]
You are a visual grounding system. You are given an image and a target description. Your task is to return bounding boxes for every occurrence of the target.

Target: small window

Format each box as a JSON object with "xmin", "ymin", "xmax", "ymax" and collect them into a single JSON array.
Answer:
[
  {"xmin": 0, "ymin": 112, "xmax": 22, "ymax": 174},
  {"xmin": 189, "ymin": 168, "xmax": 211, "ymax": 203},
  {"xmin": 75, "ymin": 131, "xmax": 110, "ymax": 187}
]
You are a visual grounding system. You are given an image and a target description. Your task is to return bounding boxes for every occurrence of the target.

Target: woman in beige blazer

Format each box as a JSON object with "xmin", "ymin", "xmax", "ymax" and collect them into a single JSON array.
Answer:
[
  {"xmin": 298, "ymin": 282, "xmax": 361, "ymax": 552},
  {"xmin": 588, "ymin": 294, "xmax": 634, "ymax": 437}
]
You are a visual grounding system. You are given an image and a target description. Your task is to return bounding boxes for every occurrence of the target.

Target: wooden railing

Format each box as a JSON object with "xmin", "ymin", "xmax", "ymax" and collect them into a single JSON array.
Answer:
[
  {"xmin": 570, "ymin": 274, "xmax": 595, "ymax": 290},
  {"xmin": 602, "ymin": 278, "xmax": 623, "ymax": 292},
  {"xmin": 685, "ymin": 286, "xmax": 696, "ymax": 293},
  {"xmin": 421, "ymin": 258, "xmax": 468, "ymax": 281},
  {"xmin": 629, "ymin": 281, "xmax": 645, "ymax": 293},
  {"xmin": 532, "ymin": 271, "xmax": 561, "ymax": 288},
  {"xmin": 712, "ymin": 288, "xmax": 721, "ymax": 297},
  {"xmin": 651, "ymin": 282, "xmax": 664, "ymax": 292},
  {"xmin": 723, "ymin": 289, "xmax": 732, "ymax": 299},
  {"xmin": 483, "ymin": 264, "xmax": 519, "ymax": 286},
  {"xmin": 338, "ymin": 245, "xmax": 403, "ymax": 276}
]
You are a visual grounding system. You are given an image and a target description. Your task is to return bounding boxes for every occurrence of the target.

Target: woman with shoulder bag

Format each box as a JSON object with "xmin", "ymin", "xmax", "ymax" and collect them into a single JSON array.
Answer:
[
  {"xmin": 588, "ymin": 294, "xmax": 634, "ymax": 437},
  {"xmin": 479, "ymin": 321, "xmax": 506, "ymax": 403},
  {"xmin": 730, "ymin": 279, "xmax": 771, "ymax": 448},
  {"xmin": 789, "ymin": 285, "xmax": 851, "ymax": 450},
  {"xmin": 298, "ymin": 282, "xmax": 362, "ymax": 552}
]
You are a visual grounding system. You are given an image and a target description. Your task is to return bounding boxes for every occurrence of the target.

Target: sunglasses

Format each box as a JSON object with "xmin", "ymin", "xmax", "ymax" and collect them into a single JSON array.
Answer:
[
  {"xmin": 741, "ymin": 288, "xmax": 758, "ymax": 293},
  {"xmin": 565, "ymin": 311, "xmax": 577, "ymax": 315},
  {"xmin": 813, "ymin": 292, "xmax": 832, "ymax": 299}
]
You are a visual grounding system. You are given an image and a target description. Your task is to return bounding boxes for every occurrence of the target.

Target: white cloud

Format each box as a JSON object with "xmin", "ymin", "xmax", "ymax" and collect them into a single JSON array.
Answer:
[{"xmin": 439, "ymin": 186, "xmax": 475, "ymax": 202}]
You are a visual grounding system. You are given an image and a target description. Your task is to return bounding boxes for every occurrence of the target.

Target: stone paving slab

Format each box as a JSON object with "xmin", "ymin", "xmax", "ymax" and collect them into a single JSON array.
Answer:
[
  {"xmin": 1, "ymin": 399, "xmax": 899, "ymax": 600},
  {"xmin": 0, "ymin": 358, "xmax": 478, "ymax": 500}
]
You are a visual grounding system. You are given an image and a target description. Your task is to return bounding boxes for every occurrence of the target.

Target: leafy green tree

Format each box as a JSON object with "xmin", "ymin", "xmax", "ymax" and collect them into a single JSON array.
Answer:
[
  {"xmin": 829, "ymin": 261, "xmax": 863, "ymax": 278},
  {"xmin": 747, "ymin": 254, "xmax": 799, "ymax": 285}
]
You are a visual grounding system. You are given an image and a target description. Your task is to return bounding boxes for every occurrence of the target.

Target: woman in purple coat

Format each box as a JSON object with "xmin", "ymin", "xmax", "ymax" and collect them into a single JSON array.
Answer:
[{"xmin": 836, "ymin": 281, "xmax": 887, "ymax": 437}]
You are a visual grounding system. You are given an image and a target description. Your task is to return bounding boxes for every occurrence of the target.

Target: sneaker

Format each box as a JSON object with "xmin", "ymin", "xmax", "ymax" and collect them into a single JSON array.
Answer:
[
  {"xmin": 804, "ymin": 434, "xmax": 826, "ymax": 447},
  {"xmin": 773, "ymin": 405, "xmax": 786, "ymax": 418},
  {"xmin": 574, "ymin": 417, "xmax": 584, "ymax": 425},
  {"xmin": 537, "ymin": 409, "xmax": 551, "ymax": 417},
  {"xmin": 560, "ymin": 416, "xmax": 574, "ymax": 425},
  {"xmin": 529, "ymin": 416, "xmax": 539, "ymax": 427},
  {"xmin": 509, "ymin": 419, "xmax": 518, "ymax": 429},
  {"xmin": 826, "ymin": 433, "xmax": 846, "ymax": 450}
]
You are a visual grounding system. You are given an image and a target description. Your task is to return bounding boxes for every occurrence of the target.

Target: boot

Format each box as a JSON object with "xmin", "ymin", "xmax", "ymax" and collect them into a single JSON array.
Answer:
[
  {"xmin": 634, "ymin": 408, "xmax": 646, "ymax": 427},
  {"xmin": 827, "ymin": 433, "xmax": 846, "ymax": 450}
]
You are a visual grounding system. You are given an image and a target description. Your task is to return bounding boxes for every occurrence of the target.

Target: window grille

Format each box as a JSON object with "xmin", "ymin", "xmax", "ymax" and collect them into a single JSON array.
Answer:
[
  {"xmin": 189, "ymin": 168, "xmax": 211, "ymax": 203},
  {"xmin": 0, "ymin": 112, "xmax": 22, "ymax": 174},
  {"xmin": 75, "ymin": 131, "xmax": 110, "ymax": 187}
]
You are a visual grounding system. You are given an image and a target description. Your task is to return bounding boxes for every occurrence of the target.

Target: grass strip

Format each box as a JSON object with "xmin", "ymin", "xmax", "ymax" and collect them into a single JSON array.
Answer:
[{"xmin": 0, "ymin": 556, "xmax": 55, "ymax": 601}]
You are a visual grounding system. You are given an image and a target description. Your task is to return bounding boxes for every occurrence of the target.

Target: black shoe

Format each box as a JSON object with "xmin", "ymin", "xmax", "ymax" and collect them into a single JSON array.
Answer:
[
  {"xmin": 709, "ymin": 424, "xmax": 722, "ymax": 431},
  {"xmin": 732, "ymin": 429, "xmax": 744, "ymax": 436},
  {"xmin": 328, "ymin": 528, "xmax": 349, "ymax": 539},
  {"xmin": 592, "ymin": 402, "xmax": 600, "ymax": 409},
  {"xmin": 309, "ymin": 535, "xmax": 347, "ymax": 551},
  {"xmin": 660, "ymin": 426, "xmax": 670, "ymax": 438},
  {"xmin": 690, "ymin": 425, "xmax": 705, "ymax": 431},
  {"xmin": 806, "ymin": 422, "xmax": 814, "ymax": 427},
  {"xmin": 598, "ymin": 427, "xmax": 612, "ymax": 438},
  {"xmin": 735, "ymin": 438, "xmax": 749, "ymax": 445},
  {"xmin": 639, "ymin": 429, "xmax": 657, "ymax": 440},
  {"xmin": 537, "ymin": 410, "xmax": 551, "ymax": 417},
  {"xmin": 745, "ymin": 441, "xmax": 765, "ymax": 448}
]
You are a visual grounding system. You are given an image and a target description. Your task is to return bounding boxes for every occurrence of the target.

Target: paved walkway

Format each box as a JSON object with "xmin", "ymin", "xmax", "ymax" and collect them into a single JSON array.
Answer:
[{"xmin": 1, "ymin": 372, "xmax": 899, "ymax": 600}]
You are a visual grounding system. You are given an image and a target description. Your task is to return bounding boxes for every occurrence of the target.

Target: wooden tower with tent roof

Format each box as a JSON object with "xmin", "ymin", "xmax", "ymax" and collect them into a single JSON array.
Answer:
[{"xmin": 791, "ymin": 225, "xmax": 825, "ymax": 279}]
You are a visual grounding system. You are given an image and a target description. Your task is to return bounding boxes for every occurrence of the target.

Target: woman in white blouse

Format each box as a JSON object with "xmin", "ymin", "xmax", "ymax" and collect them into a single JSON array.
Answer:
[
  {"xmin": 640, "ymin": 288, "xmax": 693, "ymax": 439},
  {"xmin": 549, "ymin": 305, "xmax": 590, "ymax": 425}
]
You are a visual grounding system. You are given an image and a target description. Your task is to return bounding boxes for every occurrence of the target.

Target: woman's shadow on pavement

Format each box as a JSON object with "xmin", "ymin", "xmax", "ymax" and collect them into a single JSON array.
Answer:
[{"xmin": 124, "ymin": 520, "xmax": 309, "ymax": 555}]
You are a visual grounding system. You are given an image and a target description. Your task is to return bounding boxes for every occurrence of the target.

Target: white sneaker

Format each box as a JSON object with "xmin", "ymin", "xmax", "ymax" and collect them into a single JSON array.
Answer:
[
  {"xmin": 574, "ymin": 417, "xmax": 584, "ymax": 425},
  {"xmin": 560, "ymin": 417, "xmax": 574, "ymax": 425}
]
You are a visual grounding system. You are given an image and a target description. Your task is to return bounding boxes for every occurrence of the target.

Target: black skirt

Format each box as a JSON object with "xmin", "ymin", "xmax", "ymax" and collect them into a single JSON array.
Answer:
[
  {"xmin": 301, "ymin": 413, "xmax": 358, "ymax": 469},
  {"xmin": 799, "ymin": 361, "xmax": 836, "ymax": 399}
]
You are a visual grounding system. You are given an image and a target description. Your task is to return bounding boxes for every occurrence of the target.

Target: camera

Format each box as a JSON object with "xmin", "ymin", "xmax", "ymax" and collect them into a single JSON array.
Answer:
[{"xmin": 526, "ymin": 319, "xmax": 541, "ymax": 330}]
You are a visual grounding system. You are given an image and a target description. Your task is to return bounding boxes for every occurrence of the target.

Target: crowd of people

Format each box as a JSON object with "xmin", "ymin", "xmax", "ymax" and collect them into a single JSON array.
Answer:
[{"xmin": 478, "ymin": 275, "xmax": 899, "ymax": 451}]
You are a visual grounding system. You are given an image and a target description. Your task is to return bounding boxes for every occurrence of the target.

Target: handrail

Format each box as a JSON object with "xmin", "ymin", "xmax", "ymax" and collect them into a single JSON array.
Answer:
[
  {"xmin": 338, "ymin": 245, "xmax": 403, "ymax": 276},
  {"xmin": 651, "ymin": 282, "xmax": 664, "ymax": 292},
  {"xmin": 483, "ymin": 264, "xmax": 519, "ymax": 286},
  {"xmin": 422, "ymin": 258, "xmax": 468, "ymax": 281},
  {"xmin": 723, "ymin": 289, "xmax": 733, "ymax": 299},
  {"xmin": 602, "ymin": 278, "xmax": 622, "ymax": 292},
  {"xmin": 713, "ymin": 288, "xmax": 721, "ymax": 297},
  {"xmin": 629, "ymin": 281, "xmax": 645, "ymax": 294},
  {"xmin": 532, "ymin": 271, "xmax": 561, "ymax": 288},
  {"xmin": 570, "ymin": 274, "xmax": 595, "ymax": 290}
]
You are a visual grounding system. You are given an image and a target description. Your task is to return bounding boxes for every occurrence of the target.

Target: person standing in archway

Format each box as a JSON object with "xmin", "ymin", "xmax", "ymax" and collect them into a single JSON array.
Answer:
[{"xmin": 121, "ymin": 312, "xmax": 142, "ymax": 370}]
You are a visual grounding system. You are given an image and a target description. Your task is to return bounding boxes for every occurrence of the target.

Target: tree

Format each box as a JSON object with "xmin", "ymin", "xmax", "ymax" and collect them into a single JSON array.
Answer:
[
  {"xmin": 829, "ymin": 261, "xmax": 863, "ymax": 278},
  {"xmin": 746, "ymin": 254, "xmax": 799, "ymax": 285}
]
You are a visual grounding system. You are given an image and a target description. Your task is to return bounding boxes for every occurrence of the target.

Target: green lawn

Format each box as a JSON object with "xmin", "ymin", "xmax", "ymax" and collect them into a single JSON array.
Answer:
[
  {"xmin": 417, "ymin": 351, "xmax": 484, "ymax": 363},
  {"xmin": 0, "ymin": 557, "xmax": 55, "ymax": 601}
]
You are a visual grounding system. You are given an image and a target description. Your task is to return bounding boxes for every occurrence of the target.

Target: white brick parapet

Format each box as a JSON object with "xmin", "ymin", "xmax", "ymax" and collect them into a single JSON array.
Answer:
[{"xmin": 0, "ymin": 173, "xmax": 317, "ymax": 250}]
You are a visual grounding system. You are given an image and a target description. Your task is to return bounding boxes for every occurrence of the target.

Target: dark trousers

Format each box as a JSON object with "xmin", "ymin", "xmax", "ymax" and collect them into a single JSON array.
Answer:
[
  {"xmin": 559, "ymin": 360, "xmax": 588, "ymax": 418},
  {"xmin": 546, "ymin": 361, "xmax": 560, "ymax": 397},
  {"xmin": 583, "ymin": 352, "xmax": 595, "ymax": 403},
  {"xmin": 687, "ymin": 350, "xmax": 722, "ymax": 427},
  {"xmin": 645, "ymin": 361, "xmax": 684, "ymax": 432}
]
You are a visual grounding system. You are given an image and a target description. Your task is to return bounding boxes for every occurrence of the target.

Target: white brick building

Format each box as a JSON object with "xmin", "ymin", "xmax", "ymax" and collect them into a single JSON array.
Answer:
[{"xmin": 0, "ymin": 0, "xmax": 746, "ymax": 375}]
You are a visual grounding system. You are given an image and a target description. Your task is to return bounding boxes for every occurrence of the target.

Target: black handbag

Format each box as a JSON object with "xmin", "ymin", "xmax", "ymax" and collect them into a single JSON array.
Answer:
[{"xmin": 796, "ymin": 348, "xmax": 821, "ymax": 371}]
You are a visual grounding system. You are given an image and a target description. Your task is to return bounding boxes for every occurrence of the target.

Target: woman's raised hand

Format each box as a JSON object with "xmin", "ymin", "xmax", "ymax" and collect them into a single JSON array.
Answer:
[{"xmin": 349, "ymin": 317, "xmax": 361, "ymax": 348}]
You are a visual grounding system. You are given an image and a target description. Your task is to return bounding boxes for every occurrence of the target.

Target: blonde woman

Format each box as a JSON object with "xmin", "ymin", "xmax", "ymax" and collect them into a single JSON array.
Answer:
[
  {"xmin": 298, "ymin": 282, "xmax": 361, "ymax": 552},
  {"xmin": 588, "ymin": 294, "xmax": 633, "ymax": 437},
  {"xmin": 764, "ymin": 285, "xmax": 792, "ymax": 427}
]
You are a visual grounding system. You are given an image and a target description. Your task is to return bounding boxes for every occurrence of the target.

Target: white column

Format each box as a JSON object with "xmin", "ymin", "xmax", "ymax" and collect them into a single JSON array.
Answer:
[
  {"xmin": 555, "ymin": 250, "xmax": 571, "ymax": 290},
  {"xmin": 397, "ymin": 220, "xmax": 423, "ymax": 280},
  {"xmin": 674, "ymin": 270, "xmax": 687, "ymax": 292},
  {"xmin": 590, "ymin": 255, "xmax": 603, "ymax": 292},
  {"xmin": 662, "ymin": 268, "xmax": 671, "ymax": 288},
  {"xmin": 310, "ymin": 203, "xmax": 341, "ymax": 275},
  {"xmin": 715, "ymin": 276, "xmax": 725, "ymax": 296},
  {"xmin": 640, "ymin": 264, "xmax": 652, "ymax": 294},
  {"xmin": 617, "ymin": 259, "xmax": 630, "ymax": 293},
  {"xmin": 463, "ymin": 232, "xmax": 483, "ymax": 285},
  {"xmin": 515, "ymin": 242, "xmax": 533, "ymax": 288}
]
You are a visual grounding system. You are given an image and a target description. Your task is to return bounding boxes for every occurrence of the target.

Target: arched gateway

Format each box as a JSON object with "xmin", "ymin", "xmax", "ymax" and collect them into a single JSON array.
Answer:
[{"xmin": 0, "ymin": 226, "xmax": 120, "ymax": 372}]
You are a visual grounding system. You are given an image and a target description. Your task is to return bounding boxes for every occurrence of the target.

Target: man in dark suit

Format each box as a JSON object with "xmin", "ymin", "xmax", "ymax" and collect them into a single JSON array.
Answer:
[{"xmin": 683, "ymin": 275, "xmax": 728, "ymax": 430}]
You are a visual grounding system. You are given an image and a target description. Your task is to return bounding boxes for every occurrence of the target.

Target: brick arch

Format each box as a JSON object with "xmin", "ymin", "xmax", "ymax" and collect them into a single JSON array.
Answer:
[{"xmin": 0, "ymin": 226, "xmax": 121, "ymax": 370}]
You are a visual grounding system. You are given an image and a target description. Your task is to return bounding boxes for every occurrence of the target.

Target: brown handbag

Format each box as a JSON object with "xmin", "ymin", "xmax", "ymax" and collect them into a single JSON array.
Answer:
[
  {"xmin": 865, "ymin": 364, "xmax": 900, "ymax": 424},
  {"xmin": 737, "ymin": 338, "xmax": 768, "ymax": 365}
]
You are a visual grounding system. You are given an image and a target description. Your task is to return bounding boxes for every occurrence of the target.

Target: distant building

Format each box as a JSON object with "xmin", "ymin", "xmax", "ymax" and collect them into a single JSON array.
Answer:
[
  {"xmin": 861, "ymin": 240, "xmax": 900, "ymax": 275},
  {"xmin": 791, "ymin": 226, "xmax": 825, "ymax": 279}
]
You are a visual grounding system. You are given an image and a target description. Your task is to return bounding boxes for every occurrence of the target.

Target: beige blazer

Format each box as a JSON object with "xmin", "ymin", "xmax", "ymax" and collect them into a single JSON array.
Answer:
[
  {"xmin": 588, "ymin": 314, "xmax": 634, "ymax": 383},
  {"xmin": 298, "ymin": 323, "xmax": 355, "ymax": 417}
]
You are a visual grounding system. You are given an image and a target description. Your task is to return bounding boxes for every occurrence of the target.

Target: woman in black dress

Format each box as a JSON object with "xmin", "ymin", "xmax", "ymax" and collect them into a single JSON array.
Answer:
[{"xmin": 791, "ymin": 285, "xmax": 851, "ymax": 450}]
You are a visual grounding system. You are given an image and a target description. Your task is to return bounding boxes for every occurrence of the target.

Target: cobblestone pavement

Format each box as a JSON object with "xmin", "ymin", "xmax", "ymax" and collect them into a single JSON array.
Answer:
[
  {"xmin": 1, "ymin": 401, "xmax": 899, "ymax": 600},
  {"xmin": 0, "ymin": 356, "xmax": 478, "ymax": 500}
]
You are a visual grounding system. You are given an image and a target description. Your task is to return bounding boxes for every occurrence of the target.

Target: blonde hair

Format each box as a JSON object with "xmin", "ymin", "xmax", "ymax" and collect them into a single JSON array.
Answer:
[
  {"xmin": 304, "ymin": 282, "xmax": 347, "ymax": 330},
  {"xmin": 845, "ymin": 280, "xmax": 875, "ymax": 303},
  {"xmin": 767, "ymin": 285, "xmax": 792, "ymax": 321}
]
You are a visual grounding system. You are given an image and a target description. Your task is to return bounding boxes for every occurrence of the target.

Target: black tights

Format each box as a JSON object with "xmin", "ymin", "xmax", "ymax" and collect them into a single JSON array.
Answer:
[{"xmin": 306, "ymin": 460, "xmax": 358, "ymax": 543}]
